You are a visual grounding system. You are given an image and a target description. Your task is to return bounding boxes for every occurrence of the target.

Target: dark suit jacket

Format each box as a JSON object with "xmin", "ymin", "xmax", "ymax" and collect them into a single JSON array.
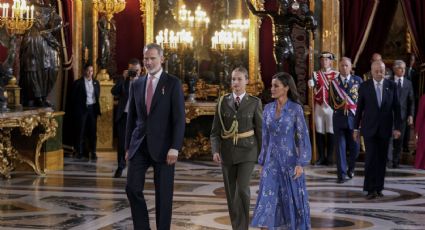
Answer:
[
  {"xmin": 111, "ymin": 76, "xmax": 130, "ymax": 122},
  {"xmin": 125, "ymin": 72, "xmax": 185, "ymax": 162},
  {"xmin": 71, "ymin": 77, "xmax": 101, "ymax": 117},
  {"xmin": 354, "ymin": 79, "xmax": 401, "ymax": 138},
  {"xmin": 390, "ymin": 76, "xmax": 414, "ymax": 121}
]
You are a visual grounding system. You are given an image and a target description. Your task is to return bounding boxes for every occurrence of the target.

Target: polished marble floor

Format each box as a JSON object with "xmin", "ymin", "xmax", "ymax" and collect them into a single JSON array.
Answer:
[{"xmin": 1, "ymin": 152, "xmax": 425, "ymax": 230}]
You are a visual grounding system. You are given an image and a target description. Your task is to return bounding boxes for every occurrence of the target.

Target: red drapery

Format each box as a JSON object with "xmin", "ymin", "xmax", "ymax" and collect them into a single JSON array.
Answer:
[
  {"xmin": 113, "ymin": 0, "xmax": 144, "ymax": 75},
  {"xmin": 354, "ymin": 0, "xmax": 398, "ymax": 76},
  {"xmin": 340, "ymin": 0, "xmax": 378, "ymax": 67},
  {"xmin": 401, "ymin": 0, "xmax": 425, "ymax": 96},
  {"xmin": 259, "ymin": 0, "xmax": 278, "ymax": 91}
]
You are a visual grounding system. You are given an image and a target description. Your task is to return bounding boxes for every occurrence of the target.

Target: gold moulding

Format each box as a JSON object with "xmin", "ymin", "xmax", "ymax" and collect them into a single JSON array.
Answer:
[{"xmin": 0, "ymin": 110, "xmax": 58, "ymax": 179}]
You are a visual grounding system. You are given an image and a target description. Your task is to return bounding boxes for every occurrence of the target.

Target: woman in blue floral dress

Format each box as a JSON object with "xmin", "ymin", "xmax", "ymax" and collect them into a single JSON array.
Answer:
[{"xmin": 251, "ymin": 72, "xmax": 312, "ymax": 230}]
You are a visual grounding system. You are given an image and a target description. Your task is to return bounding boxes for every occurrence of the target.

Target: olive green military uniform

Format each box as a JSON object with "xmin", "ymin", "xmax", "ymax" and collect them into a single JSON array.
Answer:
[{"xmin": 210, "ymin": 93, "xmax": 262, "ymax": 230}]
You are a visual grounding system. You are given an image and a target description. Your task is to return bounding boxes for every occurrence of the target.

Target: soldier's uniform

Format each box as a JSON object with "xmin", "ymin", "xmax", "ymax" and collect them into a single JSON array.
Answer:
[
  {"xmin": 329, "ymin": 73, "xmax": 363, "ymax": 182},
  {"xmin": 210, "ymin": 93, "xmax": 262, "ymax": 230},
  {"xmin": 311, "ymin": 52, "xmax": 338, "ymax": 165}
]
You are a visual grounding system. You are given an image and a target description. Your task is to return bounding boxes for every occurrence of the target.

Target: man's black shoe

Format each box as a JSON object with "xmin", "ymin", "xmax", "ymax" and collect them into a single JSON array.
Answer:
[
  {"xmin": 337, "ymin": 177, "xmax": 347, "ymax": 184},
  {"xmin": 347, "ymin": 170, "xmax": 354, "ymax": 179},
  {"xmin": 114, "ymin": 168, "xmax": 123, "ymax": 178},
  {"xmin": 91, "ymin": 153, "xmax": 98, "ymax": 162},
  {"xmin": 377, "ymin": 191, "xmax": 384, "ymax": 198},
  {"xmin": 315, "ymin": 158, "xmax": 327, "ymax": 166},
  {"xmin": 366, "ymin": 191, "xmax": 378, "ymax": 200}
]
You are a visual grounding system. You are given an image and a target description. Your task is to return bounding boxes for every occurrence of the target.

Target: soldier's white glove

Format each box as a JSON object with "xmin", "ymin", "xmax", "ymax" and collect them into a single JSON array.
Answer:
[{"xmin": 308, "ymin": 79, "xmax": 315, "ymax": 88}]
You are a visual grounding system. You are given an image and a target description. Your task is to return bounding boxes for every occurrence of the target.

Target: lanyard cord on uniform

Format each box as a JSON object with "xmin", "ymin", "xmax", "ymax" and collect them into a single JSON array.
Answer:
[{"xmin": 218, "ymin": 95, "xmax": 239, "ymax": 144}]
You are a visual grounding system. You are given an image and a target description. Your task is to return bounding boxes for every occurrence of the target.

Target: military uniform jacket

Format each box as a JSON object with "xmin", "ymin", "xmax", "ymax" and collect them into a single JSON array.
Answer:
[
  {"xmin": 329, "ymin": 74, "xmax": 362, "ymax": 130},
  {"xmin": 210, "ymin": 93, "xmax": 263, "ymax": 165}
]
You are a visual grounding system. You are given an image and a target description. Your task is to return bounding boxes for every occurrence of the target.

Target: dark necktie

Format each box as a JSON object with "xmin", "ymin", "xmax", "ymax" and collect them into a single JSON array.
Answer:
[
  {"xmin": 235, "ymin": 96, "xmax": 240, "ymax": 110},
  {"xmin": 397, "ymin": 78, "xmax": 402, "ymax": 98}
]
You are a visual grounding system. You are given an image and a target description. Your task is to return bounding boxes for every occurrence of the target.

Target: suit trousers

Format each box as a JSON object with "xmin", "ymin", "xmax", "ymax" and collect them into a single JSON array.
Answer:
[
  {"xmin": 221, "ymin": 161, "xmax": 255, "ymax": 230},
  {"xmin": 363, "ymin": 136, "xmax": 390, "ymax": 193},
  {"xmin": 116, "ymin": 114, "xmax": 127, "ymax": 169},
  {"xmin": 126, "ymin": 140, "xmax": 175, "ymax": 230},
  {"xmin": 76, "ymin": 105, "xmax": 97, "ymax": 156}
]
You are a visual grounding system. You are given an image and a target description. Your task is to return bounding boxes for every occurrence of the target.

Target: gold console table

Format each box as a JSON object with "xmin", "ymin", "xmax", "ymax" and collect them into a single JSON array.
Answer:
[{"xmin": 0, "ymin": 108, "xmax": 58, "ymax": 179}]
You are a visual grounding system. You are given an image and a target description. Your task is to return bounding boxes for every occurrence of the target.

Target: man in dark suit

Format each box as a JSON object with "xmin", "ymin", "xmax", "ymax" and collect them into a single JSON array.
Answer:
[
  {"xmin": 72, "ymin": 63, "xmax": 101, "ymax": 161},
  {"xmin": 390, "ymin": 60, "xmax": 414, "ymax": 168},
  {"xmin": 330, "ymin": 57, "xmax": 362, "ymax": 183},
  {"xmin": 354, "ymin": 60, "xmax": 401, "ymax": 200},
  {"xmin": 111, "ymin": 58, "xmax": 141, "ymax": 178},
  {"xmin": 125, "ymin": 43, "xmax": 185, "ymax": 230}
]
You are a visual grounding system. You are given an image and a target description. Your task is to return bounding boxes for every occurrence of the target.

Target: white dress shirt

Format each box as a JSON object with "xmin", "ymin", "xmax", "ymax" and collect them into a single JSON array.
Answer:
[
  {"xmin": 233, "ymin": 92, "xmax": 246, "ymax": 102},
  {"xmin": 394, "ymin": 76, "xmax": 404, "ymax": 88},
  {"xmin": 84, "ymin": 78, "xmax": 95, "ymax": 105}
]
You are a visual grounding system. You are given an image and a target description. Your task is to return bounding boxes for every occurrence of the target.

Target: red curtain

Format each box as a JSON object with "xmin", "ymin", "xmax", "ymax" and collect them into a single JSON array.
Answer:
[
  {"xmin": 114, "ymin": 0, "xmax": 144, "ymax": 75},
  {"xmin": 354, "ymin": 0, "xmax": 398, "ymax": 76},
  {"xmin": 259, "ymin": 0, "xmax": 278, "ymax": 90},
  {"xmin": 401, "ymin": 0, "xmax": 425, "ymax": 96},
  {"xmin": 340, "ymin": 0, "xmax": 378, "ymax": 66},
  {"xmin": 0, "ymin": 46, "xmax": 7, "ymax": 62}
]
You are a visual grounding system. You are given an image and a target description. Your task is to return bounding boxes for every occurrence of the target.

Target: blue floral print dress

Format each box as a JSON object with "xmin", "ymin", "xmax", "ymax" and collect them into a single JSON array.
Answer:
[{"xmin": 251, "ymin": 100, "xmax": 312, "ymax": 230}]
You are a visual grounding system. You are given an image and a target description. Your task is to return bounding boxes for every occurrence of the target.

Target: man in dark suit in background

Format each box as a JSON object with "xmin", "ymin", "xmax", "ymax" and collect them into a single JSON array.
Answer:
[
  {"xmin": 390, "ymin": 60, "xmax": 414, "ymax": 168},
  {"xmin": 354, "ymin": 60, "xmax": 401, "ymax": 200},
  {"xmin": 111, "ymin": 58, "xmax": 141, "ymax": 178},
  {"xmin": 125, "ymin": 43, "xmax": 185, "ymax": 230},
  {"xmin": 72, "ymin": 63, "xmax": 101, "ymax": 161}
]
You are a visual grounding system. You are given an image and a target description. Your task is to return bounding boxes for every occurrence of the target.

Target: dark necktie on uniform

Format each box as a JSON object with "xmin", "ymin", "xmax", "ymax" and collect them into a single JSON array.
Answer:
[
  {"xmin": 146, "ymin": 75, "xmax": 154, "ymax": 114},
  {"xmin": 344, "ymin": 78, "xmax": 348, "ymax": 88},
  {"xmin": 235, "ymin": 96, "xmax": 241, "ymax": 110}
]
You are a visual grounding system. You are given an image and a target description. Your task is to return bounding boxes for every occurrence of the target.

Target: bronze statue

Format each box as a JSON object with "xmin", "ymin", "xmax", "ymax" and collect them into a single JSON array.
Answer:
[
  {"xmin": 20, "ymin": 2, "xmax": 63, "ymax": 107},
  {"xmin": 97, "ymin": 14, "xmax": 115, "ymax": 69},
  {"xmin": 245, "ymin": 0, "xmax": 317, "ymax": 73}
]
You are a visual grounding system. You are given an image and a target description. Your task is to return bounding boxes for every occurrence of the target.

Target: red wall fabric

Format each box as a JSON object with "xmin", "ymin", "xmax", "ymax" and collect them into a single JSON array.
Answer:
[
  {"xmin": 0, "ymin": 47, "xmax": 7, "ymax": 62},
  {"xmin": 259, "ymin": 0, "xmax": 278, "ymax": 90},
  {"xmin": 113, "ymin": 0, "xmax": 144, "ymax": 75},
  {"xmin": 341, "ymin": 0, "xmax": 377, "ymax": 65}
]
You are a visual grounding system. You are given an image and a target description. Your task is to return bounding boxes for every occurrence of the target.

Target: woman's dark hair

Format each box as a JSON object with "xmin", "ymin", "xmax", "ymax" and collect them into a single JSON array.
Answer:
[{"xmin": 272, "ymin": 72, "xmax": 302, "ymax": 105}]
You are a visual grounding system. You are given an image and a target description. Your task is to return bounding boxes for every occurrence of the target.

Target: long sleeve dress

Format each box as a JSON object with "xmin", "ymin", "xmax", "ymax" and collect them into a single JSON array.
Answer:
[
  {"xmin": 251, "ymin": 100, "xmax": 312, "ymax": 230},
  {"xmin": 415, "ymin": 95, "xmax": 425, "ymax": 170}
]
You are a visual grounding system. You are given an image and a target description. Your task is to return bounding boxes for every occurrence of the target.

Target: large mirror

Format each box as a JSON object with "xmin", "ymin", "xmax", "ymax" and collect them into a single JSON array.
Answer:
[{"xmin": 142, "ymin": 0, "xmax": 263, "ymax": 100}]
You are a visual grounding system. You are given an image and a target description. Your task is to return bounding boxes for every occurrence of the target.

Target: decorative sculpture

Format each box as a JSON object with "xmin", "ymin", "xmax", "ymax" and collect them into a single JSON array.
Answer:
[
  {"xmin": 245, "ymin": 0, "xmax": 317, "ymax": 74},
  {"xmin": 97, "ymin": 14, "xmax": 115, "ymax": 69},
  {"xmin": 19, "ymin": 2, "xmax": 63, "ymax": 107}
]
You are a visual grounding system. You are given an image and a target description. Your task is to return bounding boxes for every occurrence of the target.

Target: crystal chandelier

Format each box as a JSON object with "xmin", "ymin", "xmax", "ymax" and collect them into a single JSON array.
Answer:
[{"xmin": 0, "ymin": 0, "xmax": 34, "ymax": 35}]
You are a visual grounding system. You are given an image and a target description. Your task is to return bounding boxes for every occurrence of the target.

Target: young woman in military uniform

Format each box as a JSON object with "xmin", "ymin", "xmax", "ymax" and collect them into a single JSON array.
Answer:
[{"xmin": 210, "ymin": 66, "xmax": 263, "ymax": 230}]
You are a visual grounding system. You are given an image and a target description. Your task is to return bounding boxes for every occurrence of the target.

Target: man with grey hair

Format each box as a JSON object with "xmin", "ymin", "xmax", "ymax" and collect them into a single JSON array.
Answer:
[
  {"xmin": 125, "ymin": 43, "xmax": 185, "ymax": 229},
  {"xmin": 354, "ymin": 60, "xmax": 401, "ymax": 199},
  {"xmin": 389, "ymin": 60, "xmax": 414, "ymax": 168},
  {"xmin": 330, "ymin": 57, "xmax": 362, "ymax": 183}
]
